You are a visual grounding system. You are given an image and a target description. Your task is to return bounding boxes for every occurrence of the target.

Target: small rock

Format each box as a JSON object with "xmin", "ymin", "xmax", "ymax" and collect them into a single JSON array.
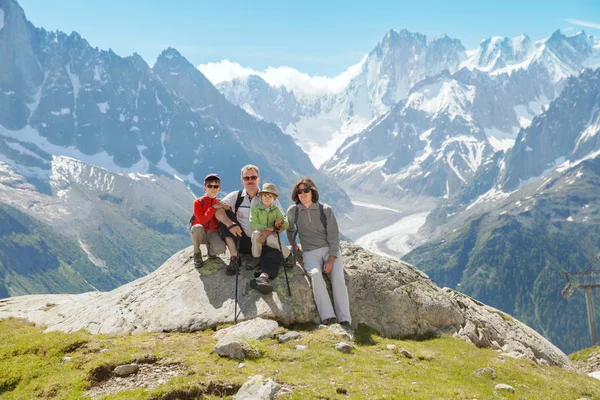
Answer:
[
  {"xmin": 503, "ymin": 351, "xmax": 523, "ymax": 359},
  {"xmin": 238, "ymin": 363, "xmax": 246, "ymax": 368},
  {"xmin": 295, "ymin": 345, "xmax": 307, "ymax": 351},
  {"xmin": 327, "ymin": 324, "xmax": 354, "ymax": 341},
  {"xmin": 60, "ymin": 356, "xmax": 72, "ymax": 363},
  {"xmin": 400, "ymin": 348, "xmax": 414, "ymax": 359},
  {"xmin": 335, "ymin": 342, "xmax": 353, "ymax": 354},
  {"xmin": 494, "ymin": 383, "xmax": 515, "ymax": 393},
  {"xmin": 113, "ymin": 364, "xmax": 139, "ymax": 376},
  {"xmin": 278, "ymin": 331, "xmax": 301, "ymax": 343},
  {"xmin": 215, "ymin": 318, "xmax": 279, "ymax": 342},
  {"xmin": 99, "ymin": 348, "xmax": 109, "ymax": 353},
  {"xmin": 474, "ymin": 367, "xmax": 496, "ymax": 380},
  {"xmin": 386, "ymin": 344, "xmax": 396, "ymax": 351},
  {"xmin": 235, "ymin": 375, "xmax": 279, "ymax": 400},
  {"xmin": 214, "ymin": 339, "xmax": 245, "ymax": 359},
  {"xmin": 336, "ymin": 388, "xmax": 347, "ymax": 394}
]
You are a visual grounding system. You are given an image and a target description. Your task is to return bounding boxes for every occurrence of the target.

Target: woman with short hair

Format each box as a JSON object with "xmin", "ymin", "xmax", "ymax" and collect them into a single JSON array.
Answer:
[{"xmin": 286, "ymin": 177, "xmax": 351, "ymax": 326}]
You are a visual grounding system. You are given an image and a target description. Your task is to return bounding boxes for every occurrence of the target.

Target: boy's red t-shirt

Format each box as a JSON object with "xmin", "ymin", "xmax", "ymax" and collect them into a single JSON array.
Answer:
[{"xmin": 192, "ymin": 195, "xmax": 220, "ymax": 231}]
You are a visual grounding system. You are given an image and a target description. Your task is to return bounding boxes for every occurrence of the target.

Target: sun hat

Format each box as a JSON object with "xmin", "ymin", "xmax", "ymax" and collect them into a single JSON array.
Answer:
[{"xmin": 258, "ymin": 183, "xmax": 279, "ymax": 198}]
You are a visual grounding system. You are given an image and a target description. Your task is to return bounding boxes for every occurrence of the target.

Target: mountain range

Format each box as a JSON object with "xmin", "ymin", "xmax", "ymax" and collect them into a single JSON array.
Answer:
[{"xmin": 0, "ymin": 0, "xmax": 349, "ymax": 297}]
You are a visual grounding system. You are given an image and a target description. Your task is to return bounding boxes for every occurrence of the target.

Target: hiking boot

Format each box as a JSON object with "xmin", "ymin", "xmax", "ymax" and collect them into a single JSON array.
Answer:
[
  {"xmin": 208, "ymin": 254, "xmax": 218, "ymax": 260},
  {"xmin": 250, "ymin": 275, "xmax": 272, "ymax": 294},
  {"xmin": 340, "ymin": 321, "xmax": 351, "ymax": 327},
  {"xmin": 225, "ymin": 256, "xmax": 238, "ymax": 276},
  {"xmin": 322, "ymin": 317, "xmax": 338, "ymax": 326},
  {"xmin": 245, "ymin": 256, "xmax": 260, "ymax": 270},
  {"xmin": 194, "ymin": 252, "xmax": 204, "ymax": 268},
  {"xmin": 284, "ymin": 254, "xmax": 295, "ymax": 269}
]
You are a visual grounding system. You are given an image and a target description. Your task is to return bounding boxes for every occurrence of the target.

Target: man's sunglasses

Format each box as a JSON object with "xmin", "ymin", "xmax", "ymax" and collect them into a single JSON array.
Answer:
[
  {"xmin": 206, "ymin": 184, "xmax": 220, "ymax": 189},
  {"xmin": 298, "ymin": 187, "xmax": 311, "ymax": 194},
  {"xmin": 242, "ymin": 175, "xmax": 258, "ymax": 181}
]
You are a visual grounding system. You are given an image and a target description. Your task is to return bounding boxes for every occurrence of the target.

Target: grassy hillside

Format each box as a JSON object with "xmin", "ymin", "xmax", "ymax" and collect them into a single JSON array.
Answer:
[
  {"xmin": 1, "ymin": 318, "xmax": 599, "ymax": 399},
  {"xmin": 0, "ymin": 204, "xmax": 101, "ymax": 297}
]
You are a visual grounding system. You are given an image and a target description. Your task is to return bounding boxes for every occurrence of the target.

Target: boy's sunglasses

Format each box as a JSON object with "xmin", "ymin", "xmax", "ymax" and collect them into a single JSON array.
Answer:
[
  {"xmin": 206, "ymin": 184, "xmax": 220, "ymax": 189},
  {"xmin": 298, "ymin": 188, "xmax": 311, "ymax": 194},
  {"xmin": 242, "ymin": 175, "xmax": 258, "ymax": 181}
]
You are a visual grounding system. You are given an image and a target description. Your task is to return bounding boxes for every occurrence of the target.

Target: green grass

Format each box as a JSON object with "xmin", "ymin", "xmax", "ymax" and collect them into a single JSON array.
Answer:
[{"xmin": 1, "ymin": 318, "xmax": 600, "ymax": 399}]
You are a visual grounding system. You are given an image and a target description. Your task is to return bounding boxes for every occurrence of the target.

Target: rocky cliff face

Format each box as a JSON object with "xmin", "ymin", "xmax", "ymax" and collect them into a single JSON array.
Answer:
[{"xmin": 0, "ymin": 242, "xmax": 570, "ymax": 366}]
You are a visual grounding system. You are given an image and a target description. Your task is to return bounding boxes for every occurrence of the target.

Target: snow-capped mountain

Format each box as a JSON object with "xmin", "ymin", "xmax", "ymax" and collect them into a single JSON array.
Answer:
[
  {"xmin": 462, "ymin": 30, "xmax": 600, "ymax": 83},
  {"xmin": 403, "ymin": 70, "xmax": 600, "ymax": 353},
  {"xmin": 211, "ymin": 29, "xmax": 600, "ymax": 171},
  {"xmin": 0, "ymin": 0, "xmax": 352, "ymax": 296},
  {"xmin": 0, "ymin": 0, "xmax": 350, "ymax": 209},
  {"xmin": 215, "ymin": 29, "xmax": 467, "ymax": 166},
  {"xmin": 321, "ymin": 64, "xmax": 556, "ymax": 200},
  {"xmin": 501, "ymin": 68, "xmax": 600, "ymax": 191}
]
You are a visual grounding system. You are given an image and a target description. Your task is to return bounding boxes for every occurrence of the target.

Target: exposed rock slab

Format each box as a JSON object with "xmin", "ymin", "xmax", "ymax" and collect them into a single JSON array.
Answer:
[
  {"xmin": 446, "ymin": 289, "xmax": 570, "ymax": 366},
  {"xmin": 0, "ymin": 242, "xmax": 572, "ymax": 366}
]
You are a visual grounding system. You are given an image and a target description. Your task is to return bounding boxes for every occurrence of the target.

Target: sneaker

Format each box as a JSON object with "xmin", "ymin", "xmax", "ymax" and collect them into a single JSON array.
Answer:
[
  {"xmin": 194, "ymin": 252, "xmax": 204, "ymax": 268},
  {"xmin": 245, "ymin": 256, "xmax": 260, "ymax": 270},
  {"xmin": 225, "ymin": 256, "xmax": 238, "ymax": 276},
  {"xmin": 322, "ymin": 317, "xmax": 338, "ymax": 325},
  {"xmin": 340, "ymin": 321, "xmax": 351, "ymax": 327},
  {"xmin": 284, "ymin": 254, "xmax": 295, "ymax": 269},
  {"xmin": 250, "ymin": 275, "xmax": 272, "ymax": 294}
]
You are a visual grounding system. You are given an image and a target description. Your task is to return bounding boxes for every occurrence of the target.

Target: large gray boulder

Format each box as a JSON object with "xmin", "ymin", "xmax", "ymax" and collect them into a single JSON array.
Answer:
[{"xmin": 0, "ymin": 242, "xmax": 571, "ymax": 366}]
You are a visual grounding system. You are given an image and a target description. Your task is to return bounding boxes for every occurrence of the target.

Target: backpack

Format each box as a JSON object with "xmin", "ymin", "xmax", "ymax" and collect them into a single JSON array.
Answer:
[{"xmin": 189, "ymin": 190, "xmax": 244, "ymax": 226}]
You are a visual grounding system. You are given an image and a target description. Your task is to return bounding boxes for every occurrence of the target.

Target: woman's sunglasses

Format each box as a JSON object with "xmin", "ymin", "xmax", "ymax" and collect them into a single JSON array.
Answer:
[
  {"xmin": 298, "ymin": 187, "xmax": 311, "ymax": 194},
  {"xmin": 206, "ymin": 184, "xmax": 220, "ymax": 189},
  {"xmin": 242, "ymin": 175, "xmax": 258, "ymax": 181}
]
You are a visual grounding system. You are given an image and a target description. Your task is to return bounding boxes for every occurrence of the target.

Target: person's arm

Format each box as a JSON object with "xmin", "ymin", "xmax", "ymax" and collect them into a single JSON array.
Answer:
[
  {"xmin": 275, "ymin": 207, "xmax": 289, "ymax": 230},
  {"xmin": 250, "ymin": 205, "xmax": 267, "ymax": 230},
  {"xmin": 215, "ymin": 192, "xmax": 242, "ymax": 236},
  {"xmin": 325, "ymin": 206, "xmax": 340, "ymax": 257},
  {"xmin": 194, "ymin": 198, "xmax": 216, "ymax": 226},
  {"xmin": 286, "ymin": 205, "xmax": 297, "ymax": 249}
]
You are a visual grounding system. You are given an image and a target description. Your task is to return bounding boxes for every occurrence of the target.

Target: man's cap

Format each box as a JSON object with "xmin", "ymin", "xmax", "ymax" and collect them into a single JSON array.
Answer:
[
  {"xmin": 204, "ymin": 173, "xmax": 220, "ymax": 183},
  {"xmin": 258, "ymin": 183, "xmax": 279, "ymax": 198}
]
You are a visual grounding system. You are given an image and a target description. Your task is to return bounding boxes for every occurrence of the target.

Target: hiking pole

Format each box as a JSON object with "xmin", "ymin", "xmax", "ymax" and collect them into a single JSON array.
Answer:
[
  {"xmin": 276, "ymin": 230, "xmax": 291, "ymax": 296},
  {"xmin": 234, "ymin": 236, "xmax": 241, "ymax": 324}
]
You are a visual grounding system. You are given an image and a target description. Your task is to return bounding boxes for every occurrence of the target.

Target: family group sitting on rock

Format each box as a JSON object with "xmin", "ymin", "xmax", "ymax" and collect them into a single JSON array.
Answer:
[{"xmin": 189, "ymin": 164, "xmax": 351, "ymax": 327}]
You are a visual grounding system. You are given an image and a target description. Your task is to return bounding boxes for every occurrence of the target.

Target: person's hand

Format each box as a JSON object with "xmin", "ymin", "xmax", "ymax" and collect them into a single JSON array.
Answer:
[
  {"xmin": 323, "ymin": 258, "xmax": 334, "ymax": 274},
  {"xmin": 274, "ymin": 218, "xmax": 283, "ymax": 229},
  {"xmin": 213, "ymin": 203, "xmax": 230, "ymax": 210},
  {"xmin": 229, "ymin": 224, "xmax": 242, "ymax": 237},
  {"xmin": 258, "ymin": 229, "xmax": 270, "ymax": 243}
]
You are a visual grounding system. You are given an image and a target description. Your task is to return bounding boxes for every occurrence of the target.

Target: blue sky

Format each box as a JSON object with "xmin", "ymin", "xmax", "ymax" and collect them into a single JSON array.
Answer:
[{"xmin": 17, "ymin": 0, "xmax": 600, "ymax": 77}]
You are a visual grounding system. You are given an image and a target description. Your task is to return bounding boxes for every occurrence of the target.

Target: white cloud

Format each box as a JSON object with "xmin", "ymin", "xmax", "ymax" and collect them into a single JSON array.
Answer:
[
  {"xmin": 198, "ymin": 56, "xmax": 366, "ymax": 96},
  {"xmin": 566, "ymin": 19, "xmax": 600, "ymax": 30}
]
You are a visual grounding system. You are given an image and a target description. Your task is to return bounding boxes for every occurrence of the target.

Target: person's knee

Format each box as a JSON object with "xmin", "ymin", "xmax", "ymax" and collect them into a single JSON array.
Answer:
[{"xmin": 191, "ymin": 224, "xmax": 205, "ymax": 235}]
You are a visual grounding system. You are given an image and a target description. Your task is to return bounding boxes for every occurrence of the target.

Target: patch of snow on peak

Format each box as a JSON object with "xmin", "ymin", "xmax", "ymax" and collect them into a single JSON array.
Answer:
[
  {"xmin": 484, "ymin": 127, "xmax": 516, "ymax": 152},
  {"xmin": 406, "ymin": 80, "xmax": 475, "ymax": 120},
  {"xmin": 97, "ymin": 102, "xmax": 109, "ymax": 114},
  {"xmin": 198, "ymin": 56, "xmax": 367, "ymax": 96},
  {"xmin": 0, "ymin": 9, "xmax": 4, "ymax": 31}
]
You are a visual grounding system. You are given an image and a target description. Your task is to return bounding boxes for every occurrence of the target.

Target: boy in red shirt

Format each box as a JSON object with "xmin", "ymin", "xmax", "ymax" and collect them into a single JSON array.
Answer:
[{"xmin": 190, "ymin": 173, "xmax": 233, "ymax": 268}]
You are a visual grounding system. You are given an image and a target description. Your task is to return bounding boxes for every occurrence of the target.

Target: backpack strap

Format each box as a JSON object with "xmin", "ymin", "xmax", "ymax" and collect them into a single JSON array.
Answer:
[
  {"xmin": 319, "ymin": 202, "xmax": 327, "ymax": 232},
  {"xmin": 234, "ymin": 190, "xmax": 244, "ymax": 214}
]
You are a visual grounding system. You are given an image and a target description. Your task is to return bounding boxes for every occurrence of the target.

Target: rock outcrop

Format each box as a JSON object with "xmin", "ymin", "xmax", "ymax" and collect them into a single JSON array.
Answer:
[{"xmin": 0, "ymin": 242, "xmax": 570, "ymax": 366}]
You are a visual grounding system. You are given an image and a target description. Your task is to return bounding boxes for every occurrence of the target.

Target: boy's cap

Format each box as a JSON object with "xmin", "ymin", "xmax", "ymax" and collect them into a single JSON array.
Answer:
[
  {"xmin": 204, "ymin": 173, "xmax": 220, "ymax": 183},
  {"xmin": 259, "ymin": 183, "xmax": 279, "ymax": 198}
]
